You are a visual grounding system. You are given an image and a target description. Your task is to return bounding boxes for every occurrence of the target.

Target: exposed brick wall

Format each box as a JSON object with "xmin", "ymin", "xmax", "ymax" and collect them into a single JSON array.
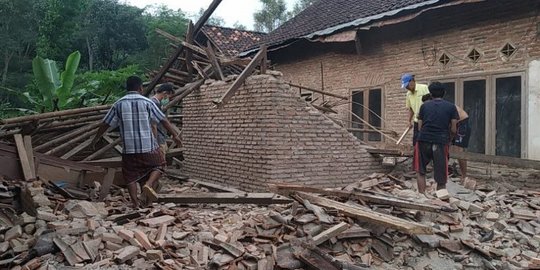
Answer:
[
  {"xmin": 182, "ymin": 74, "xmax": 384, "ymax": 191},
  {"xmin": 271, "ymin": 0, "xmax": 540, "ymax": 145}
]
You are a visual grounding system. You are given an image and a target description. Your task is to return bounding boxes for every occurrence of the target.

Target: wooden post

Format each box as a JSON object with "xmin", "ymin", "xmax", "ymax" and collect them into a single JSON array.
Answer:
[
  {"xmin": 144, "ymin": 0, "xmax": 223, "ymax": 96},
  {"xmin": 23, "ymin": 136, "xmax": 36, "ymax": 179},
  {"xmin": 14, "ymin": 134, "xmax": 34, "ymax": 181},
  {"xmin": 99, "ymin": 168, "xmax": 116, "ymax": 201},
  {"xmin": 185, "ymin": 22, "xmax": 195, "ymax": 80},
  {"xmin": 212, "ymin": 46, "xmax": 267, "ymax": 107},
  {"xmin": 205, "ymin": 41, "xmax": 225, "ymax": 80}
]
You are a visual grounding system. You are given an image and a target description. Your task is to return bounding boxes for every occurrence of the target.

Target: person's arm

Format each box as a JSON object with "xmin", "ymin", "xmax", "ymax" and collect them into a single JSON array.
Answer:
[
  {"xmin": 418, "ymin": 119, "xmax": 423, "ymax": 130},
  {"xmin": 450, "ymin": 119, "xmax": 458, "ymax": 135},
  {"xmin": 91, "ymin": 122, "xmax": 111, "ymax": 148},
  {"xmin": 408, "ymin": 108, "xmax": 414, "ymax": 127},
  {"xmin": 160, "ymin": 119, "xmax": 182, "ymax": 146}
]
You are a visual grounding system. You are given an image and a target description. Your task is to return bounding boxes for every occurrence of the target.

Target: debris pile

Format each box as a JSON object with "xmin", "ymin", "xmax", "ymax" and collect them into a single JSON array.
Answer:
[{"xmin": 1, "ymin": 172, "xmax": 539, "ymax": 270}]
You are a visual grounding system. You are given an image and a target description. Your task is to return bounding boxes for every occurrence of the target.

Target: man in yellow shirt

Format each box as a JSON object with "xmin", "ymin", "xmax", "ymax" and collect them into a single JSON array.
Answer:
[{"xmin": 402, "ymin": 73, "xmax": 430, "ymax": 145}]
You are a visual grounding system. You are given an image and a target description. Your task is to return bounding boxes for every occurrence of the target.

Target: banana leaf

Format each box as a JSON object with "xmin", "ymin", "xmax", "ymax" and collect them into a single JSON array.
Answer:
[
  {"xmin": 57, "ymin": 51, "xmax": 81, "ymax": 108},
  {"xmin": 32, "ymin": 57, "xmax": 60, "ymax": 111}
]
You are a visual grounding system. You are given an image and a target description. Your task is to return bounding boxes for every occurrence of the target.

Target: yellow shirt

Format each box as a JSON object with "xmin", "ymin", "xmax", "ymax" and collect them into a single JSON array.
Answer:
[{"xmin": 405, "ymin": 83, "xmax": 429, "ymax": 122}]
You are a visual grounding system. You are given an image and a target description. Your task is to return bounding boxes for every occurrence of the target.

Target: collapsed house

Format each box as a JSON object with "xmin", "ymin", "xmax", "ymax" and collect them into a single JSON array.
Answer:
[{"xmin": 0, "ymin": 0, "xmax": 540, "ymax": 269}]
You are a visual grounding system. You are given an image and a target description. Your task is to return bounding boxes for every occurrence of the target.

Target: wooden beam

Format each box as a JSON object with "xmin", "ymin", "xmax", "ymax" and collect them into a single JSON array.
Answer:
[
  {"xmin": 61, "ymin": 137, "xmax": 93, "ymax": 160},
  {"xmin": 2, "ymin": 105, "xmax": 110, "ymax": 125},
  {"xmin": 99, "ymin": 168, "xmax": 116, "ymax": 201},
  {"xmin": 144, "ymin": 0, "xmax": 223, "ymax": 96},
  {"xmin": 192, "ymin": 61, "xmax": 209, "ymax": 79},
  {"xmin": 311, "ymin": 222, "xmax": 350, "ymax": 245},
  {"xmin": 294, "ymin": 191, "xmax": 432, "ymax": 235},
  {"xmin": 46, "ymin": 129, "xmax": 98, "ymax": 156},
  {"xmin": 272, "ymin": 184, "xmax": 445, "ymax": 212},
  {"xmin": 185, "ymin": 21, "xmax": 195, "ymax": 80},
  {"xmin": 156, "ymin": 192, "xmax": 292, "ymax": 204},
  {"xmin": 165, "ymin": 169, "xmax": 243, "ymax": 193},
  {"xmin": 351, "ymin": 111, "xmax": 397, "ymax": 143},
  {"xmin": 35, "ymin": 122, "xmax": 101, "ymax": 152},
  {"xmin": 23, "ymin": 136, "xmax": 36, "ymax": 179},
  {"xmin": 103, "ymin": 135, "xmax": 123, "ymax": 154},
  {"xmin": 204, "ymin": 41, "xmax": 225, "ymax": 80},
  {"xmin": 163, "ymin": 79, "xmax": 205, "ymax": 111},
  {"xmin": 83, "ymin": 148, "xmax": 184, "ymax": 168},
  {"xmin": 213, "ymin": 46, "xmax": 267, "ymax": 107},
  {"xmin": 347, "ymin": 128, "xmax": 397, "ymax": 135},
  {"xmin": 288, "ymin": 83, "xmax": 348, "ymax": 100},
  {"xmin": 14, "ymin": 134, "xmax": 34, "ymax": 180},
  {"xmin": 82, "ymin": 137, "xmax": 121, "ymax": 161}
]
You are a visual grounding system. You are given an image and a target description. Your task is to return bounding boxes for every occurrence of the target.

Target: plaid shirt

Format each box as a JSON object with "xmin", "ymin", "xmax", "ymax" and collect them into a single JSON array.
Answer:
[{"xmin": 103, "ymin": 91, "xmax": 166, "ymax": 154}]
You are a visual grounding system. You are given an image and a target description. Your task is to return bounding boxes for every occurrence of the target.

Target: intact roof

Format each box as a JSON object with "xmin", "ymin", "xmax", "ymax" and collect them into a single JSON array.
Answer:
[
  {"xmin": 245, "ymin": 0, "xmax": 447, "ymax": 54},
  {"xmin": 200, "ymin": 25, "xmax": 266, "ymax": 56}
]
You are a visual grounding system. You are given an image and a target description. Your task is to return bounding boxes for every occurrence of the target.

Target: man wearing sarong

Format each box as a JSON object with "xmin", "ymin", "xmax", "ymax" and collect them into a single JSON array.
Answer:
[{"xmin": 92, "ymin": 76, "xmax": 181, "ymax": 208}]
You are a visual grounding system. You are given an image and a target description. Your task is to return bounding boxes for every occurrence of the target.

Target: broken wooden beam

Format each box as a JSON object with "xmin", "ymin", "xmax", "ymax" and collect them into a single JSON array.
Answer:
[
  {"xmin": 212, "ymin": 45, "xmax": 267, "ymax": 107},
  {"xmin": 144, "ymin": 0, "xmax": 223, "ymax": 96},
  {"xmin": 35, "ymin": 122, "xmax": 101, "ymax": 152},
  {"xmin": 1, "ymin": 105, "xmax": 110, "ymax": 125},
  {"xmin": 82, "ymin": 137, "xmax": 121, "ymax": 161},
  {"xmin": 14, "ymin": 134, "xmax": 34, "ymax": 181},
  {"xmin": 205, "ymin": 41, "xmax": 225, "ymax": 80},
  {"xmin": 272, "ymin": 184, "xmax": 445, "ymax": 212},
  {"xmin": 312, "ymin": 222, "xmax": 350, "ymax": 245},
  {"xmin": 156, "ymin": 192, "xmax": 292, "ymax": 205},
  {"xmin": 294, "ymin": 192, "xmax": 432, "ymax": 235}
]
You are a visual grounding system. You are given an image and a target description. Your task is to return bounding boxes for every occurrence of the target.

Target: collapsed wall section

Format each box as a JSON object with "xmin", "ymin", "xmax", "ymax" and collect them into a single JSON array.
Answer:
[{"xmin": 182, "ymin": 73, "xmax": 384, "ymax": 191}]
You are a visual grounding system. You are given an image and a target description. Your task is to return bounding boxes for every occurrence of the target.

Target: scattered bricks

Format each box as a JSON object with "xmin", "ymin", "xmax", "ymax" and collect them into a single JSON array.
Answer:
[
  {"xmin": 118, "ymin": 230, "xmax": 134, "ymax": 242},
  {"xmin": 155, "ymin": 224, "xmax": 167, "ymax": 243},
  {"xmin": 494, "ymin": 220, "xmax": 508, "ymax": 231},
  {"xmin": 106, "ymin": 241, "xmax": 123, "ymax": 251},
  {"xmin": 440, "ymin": 239, "xmax": 463, "ymax": 253},
  {"xmin": 87, "ymin": 219, "xmax": 97, "ymax": 231},
  {"xmin": 458, "ymin": 201, "xmax": 471, "ymax": 211},
  {"xmin": 36, "ymin": 210, "xmax": 57, "ymax": 222},
  {"xmin": 20, "ymin": 213, "xmax": 36, "ymax": 224},
  {"xmin": 522, "ymin": 250, "xmax": 539, "ymax": 261},
  {"xmin": 486, "ymin": 212, "xmax": 500, "ymax": 221},
  {"xmin": 436, "ymin": 189, "xmax": 450, "ymax": 200},
  {"xmin": 463, "ymin": 178, "xmax": 476, "ymax": 190},
  {"xmin": 24, "ymin": 224, "xmax": 36, "ymax": 235},
  {"xmin": 101, "ymin": 233, "xmax": 123, "ymax": 244},
  {"xmin": 469, "ymin": 203, "xmax": 483, "ymax": 213},
  {"xmin": 115, "ymin": 246, "xmax": 140, "ymax": 263},
  {"xmin": 0, "ymin": 242, "xmax": 8, "ymax": 253},
  {"xmin": 4, "ymin": 225, "xmax": 22, "ymax": 242},
  {"xmin": 146, "ymin": 250, "xmax": 163, "ymax": 261},
  {"xmin": 133, "ymin": 229, "xmax": 153, "ymax": 250},
  {"xmin": 450, "ymin": 224, "xmax": 464, "ymax": 232},
  {"xmin": 488, "ymin": 247, "xmax": 506, "ymax": 257},
  {"xmin": 10, "ymin": 239, "xmax": 29, "ymax": 253},
  {"xmin": 172, "ymin": 231, "xmax": 189, "ymax": 240}
]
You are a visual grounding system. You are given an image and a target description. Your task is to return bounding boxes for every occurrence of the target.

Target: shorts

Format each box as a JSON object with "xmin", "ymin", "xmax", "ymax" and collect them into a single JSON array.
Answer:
[
  {"xmin": 414, "ymin": 141, "xmax": 449, "ymax": 185},
  {"xmin": 453, "ymin": 118, "xmax": 471, "ymax": 148}
]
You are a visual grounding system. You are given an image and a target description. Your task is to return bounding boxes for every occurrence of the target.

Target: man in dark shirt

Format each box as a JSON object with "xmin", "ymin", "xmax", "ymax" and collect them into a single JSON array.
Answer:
[{"xmin": 414, "ymin": 82, "xmax": 459, "ymax": 194}]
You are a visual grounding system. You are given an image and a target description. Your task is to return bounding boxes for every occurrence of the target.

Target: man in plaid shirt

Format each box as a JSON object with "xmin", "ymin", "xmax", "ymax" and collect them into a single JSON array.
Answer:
[{"xmin": 92, "ymin": 76, "xmax": 181, "ymax": 208}]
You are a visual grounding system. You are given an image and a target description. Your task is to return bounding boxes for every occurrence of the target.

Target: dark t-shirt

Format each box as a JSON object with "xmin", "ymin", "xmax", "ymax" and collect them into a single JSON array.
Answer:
[
  {"xmin": 150, "ymin": 97, "xmax": 167, "ymax": 145},
  {"xmin": 417, "ymin": 99, "xmax": 459, "ymax": 145}
]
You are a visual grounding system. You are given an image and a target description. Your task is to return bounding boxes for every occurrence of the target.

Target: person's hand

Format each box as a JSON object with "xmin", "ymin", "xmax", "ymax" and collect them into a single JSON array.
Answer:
[{"xmin": 409, "ymin": 121, "xmax": 414, "ymax": 129}]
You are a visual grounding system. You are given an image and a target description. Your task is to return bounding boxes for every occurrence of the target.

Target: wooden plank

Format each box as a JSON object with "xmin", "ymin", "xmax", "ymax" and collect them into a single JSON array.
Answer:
[
  {"xmin": 192, "ymin": 61, "xmax": 209, "ymax": 79},
  {"xmin": 205, "ymin": 42, "xmax": 225, "ymax": 80},
  {"xmin": 61, "ymin": 138, "xmax": 93, "ymax": 160},
  {"xmin": 35, "ymin": 122, "xmax": 101, "ymax": 152},
  {"xmin": 156, "ymin": 192, "xmax": 292, "ymax": 204},
  {"xmin": 2, "ymin": 105, "xmax": 110, "ymax": 125},
  {"xmin": 144, "ymin": 0, "xmax": 223, "ymax": 96},
  {"xmin": 83, "ymin": 148, "xmax": 184, "ymax": 168},
  {"xmin": 23, "ymin": 135, "xmax": 36, "ymax": 179},
  {"xmin": 294, "ymin": 192, "xmax": 432, "ymax": 235},
  {"xmin": 185, "ymin": 22, "xmax": 195, "ymax": 80},
  {"xmin": 213, "ymin": 46, "xmax": 267, "ymax": 107},
  {"xmin": 312, "ymin": 222, "xmax": 350, "ymax": 245},
  {"xmin": 103, "ymin": 135, "xmax": 123, "ymax": 154},
  {"xmin": 14, "ymin": 134, "xmax": 34, "ymax": 180},
  {"xmin": 83, "ymin": 137, "xmax": 121, "ymax": 161},
  {"xmin": 46, "ymin": 129, "xmax": 98, "ymax": 155},
  {"xmin": 288, "ymin": 83, "xmax": 348, "ymax": 100},
  {"xmin": 273, "ymin": 184, "xmax": 444, "ymax": 212},
  {"xmin": 140, "ymin": 215, "xmax": 175, "ymax": 227},
  {"xmin": 99, "ymin": 168, "xmax": 116, "ymax": 201},
  {"xmin": 165, "ymin": 169, "xmax": 243, "ymax": 193}
]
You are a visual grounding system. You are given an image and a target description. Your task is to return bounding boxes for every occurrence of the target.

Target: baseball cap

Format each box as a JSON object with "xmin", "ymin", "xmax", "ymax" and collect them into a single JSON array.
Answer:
[{"xmin": 401, "ymin": 73, "xmax": 414, "ymax": 89}]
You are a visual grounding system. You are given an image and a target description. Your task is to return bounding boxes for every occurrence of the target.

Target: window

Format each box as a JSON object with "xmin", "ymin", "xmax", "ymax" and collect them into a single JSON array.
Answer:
[
  {"xmin": 351, "ymin": 88, "xmax": 383, "ymax": 142},
  {"xmin": 439, "ymin": 53, "xmax": 450, "ymax": 66},
  {"xmin": 430, "ymin": 74, "xmax": 524, "ymax": 157},
  {"xmin": 467, "ymin": 48, "xmax": 481, "ymax": 63},
  {"xmin": 500, "ymin": 43, "xmax": 516, "ymax": 58}
]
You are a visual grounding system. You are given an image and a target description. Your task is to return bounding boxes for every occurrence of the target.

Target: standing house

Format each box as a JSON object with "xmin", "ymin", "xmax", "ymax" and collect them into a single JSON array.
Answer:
[{"xmin": 243, "ymin": 0, "xmax": 540, "ymax": 160}]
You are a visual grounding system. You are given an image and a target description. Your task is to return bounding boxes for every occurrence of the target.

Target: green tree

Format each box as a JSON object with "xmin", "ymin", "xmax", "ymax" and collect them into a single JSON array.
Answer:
[
  {"xmin": 0, "ymin": 0, "xmax": 39, "ymax": 86},
  {"xmin": 134, "ymin": 5, "xmax": 189, "ymax": 70},
  {"xmin": 253, "ymin": 0, "xmax": 289, "ymax": 33},
  {"xmin": 194, "ymin": 8, "xmax": 225, "ymax": 26},
  {"xmin": 233, "ymin": 22, "xmax": 248, "ymax": 30},
  {"xmin": 290, "ymin": 0, "xmax": 317, "ymax": 16}
]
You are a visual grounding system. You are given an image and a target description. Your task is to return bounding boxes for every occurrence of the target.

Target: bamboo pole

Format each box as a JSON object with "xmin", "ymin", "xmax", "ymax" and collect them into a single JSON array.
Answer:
[
  {"xmin": 34, "ymin": 122, "xmax": 101, "ymax": 152},
  {"xmin": 82, "ymin": 137, "xmax": 121, "ymax": 161},
  {"xmin": 46, "ymin": 129, "xmax": 98, "ymax": 156},
  {"xmin": 1, "ymin": 105, "xmax": 110, "ymax": 125}
]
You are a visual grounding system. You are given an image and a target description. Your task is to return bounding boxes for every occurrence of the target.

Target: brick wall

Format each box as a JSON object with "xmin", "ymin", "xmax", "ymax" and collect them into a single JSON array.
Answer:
[
  {"xmin": 182, "ymin": 74, "xmax": 384, "ymax": 191},
  {"xmin": 271, "ymin": 0, "xmax": 540, "ymax": 145}
]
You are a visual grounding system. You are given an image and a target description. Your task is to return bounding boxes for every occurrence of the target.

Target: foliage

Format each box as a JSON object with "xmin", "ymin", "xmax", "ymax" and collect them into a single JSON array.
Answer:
[
  {"xmin": 290, "ymin": 0, "xmax": 317, "ymax": 16},
  {"xmin": 194, "ymin": 8, "xmax": 225, "ymax": 26},
  {"xmin": 73, "ymin": 65, "xmax": 142, "ymax": 107},
  {"xmin": 29, "ymin": 51, "xmax": 81, "ymax": 111},
  {"xmin": 254, "ymin": 0, "xmax": 290, "ymax": 33},
  {"xmin": 233, "ymin": 22, "xmax": 248, "ymax": 31}
]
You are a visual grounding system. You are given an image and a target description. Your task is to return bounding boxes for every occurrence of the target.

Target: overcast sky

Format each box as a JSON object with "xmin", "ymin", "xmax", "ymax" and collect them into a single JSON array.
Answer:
[{"xmin": 123, "ymin": 0, "xmax": 296, "ymax": 30}]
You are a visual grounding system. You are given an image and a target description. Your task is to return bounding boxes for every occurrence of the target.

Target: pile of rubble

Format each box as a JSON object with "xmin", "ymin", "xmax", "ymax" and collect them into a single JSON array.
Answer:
[{"xmin": 1, "ymin": 171, "xmax": 539, "ymax": 270}]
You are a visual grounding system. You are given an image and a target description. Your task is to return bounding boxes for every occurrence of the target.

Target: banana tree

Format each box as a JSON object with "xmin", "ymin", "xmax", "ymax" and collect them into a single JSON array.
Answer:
[{"xmin": 30, "ymin": 51, "xmax": 81, "ymax": 111}]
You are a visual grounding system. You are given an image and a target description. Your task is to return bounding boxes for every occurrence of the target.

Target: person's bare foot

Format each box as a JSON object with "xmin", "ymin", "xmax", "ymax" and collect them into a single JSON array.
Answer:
[{"xmin": 143, "ymin": 185, "xmax": 158, "ymax": 203}]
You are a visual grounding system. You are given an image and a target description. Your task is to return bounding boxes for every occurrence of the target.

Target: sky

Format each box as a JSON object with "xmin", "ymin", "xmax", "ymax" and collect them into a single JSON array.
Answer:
[{"xmin": 123, "ymin": 0, "xmax": 296, "ymax": 30}]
